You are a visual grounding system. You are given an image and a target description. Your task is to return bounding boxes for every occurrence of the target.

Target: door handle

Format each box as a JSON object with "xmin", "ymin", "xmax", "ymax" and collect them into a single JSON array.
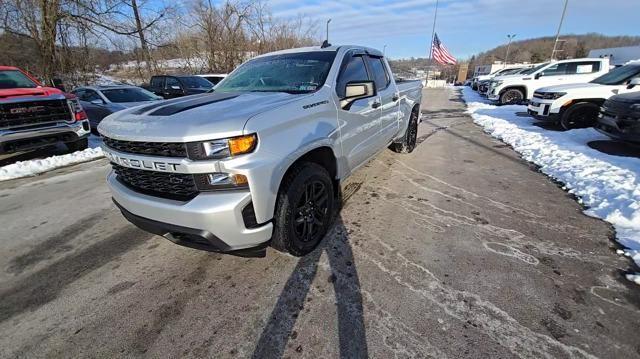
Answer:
[
  {"xmin": 392, "ymin": 95, "xmax": 399, "ymax": 101},
  {"xmin": 371, "ymin": 101, "xmax": 381, "ymax": 109}
]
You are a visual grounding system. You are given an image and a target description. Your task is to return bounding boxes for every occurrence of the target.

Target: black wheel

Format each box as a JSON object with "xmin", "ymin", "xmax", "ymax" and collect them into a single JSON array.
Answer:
[
  {"xmin": 390, "ymin": 107, "xmax": 419, "ymax": 153},
  {"xmin": 499, "ymin": 89, "xmax": 524, "ymax": 105},
  {"xmin": 66, "ymin": 138, "xmax": 88, "ymax": 152},
  {"xmin": 271, "ymin": 162, "xmax": 334, "ymax": 256},
  {"xmin": 560, "ymin": 102, "xmax": 600, "ymax": 130}
]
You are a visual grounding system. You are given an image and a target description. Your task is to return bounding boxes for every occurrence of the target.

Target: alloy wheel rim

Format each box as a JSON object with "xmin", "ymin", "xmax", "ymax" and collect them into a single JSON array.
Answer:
[{"xmin": 294, "ymin": 180, "xmax": 328, "ymax": 242}]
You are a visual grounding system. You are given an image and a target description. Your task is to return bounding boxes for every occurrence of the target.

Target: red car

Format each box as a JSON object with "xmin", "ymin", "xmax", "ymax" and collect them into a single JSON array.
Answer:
[{"xmin": 0, "ymin": 66, "xmax": 91, "ymax": 155}]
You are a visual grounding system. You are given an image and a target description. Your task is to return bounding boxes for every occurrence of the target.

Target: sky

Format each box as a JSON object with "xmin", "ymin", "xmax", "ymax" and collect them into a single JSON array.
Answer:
[{"xmin": 267, "ymin": 0, "xmax": 640, "ymax": 60}]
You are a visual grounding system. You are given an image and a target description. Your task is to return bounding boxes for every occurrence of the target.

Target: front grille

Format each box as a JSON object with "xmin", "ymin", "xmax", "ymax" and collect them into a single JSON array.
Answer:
[
  {"xmin": 112, "ymin": 164, "xmax": 198, "ymax": 201},
  {"xmin": 0, "ymin": 99, "xmax": 72, "ymax": 130},
  {"xmin": 103, "ymin": 137, "xmax": 187, "ymax": 157}
]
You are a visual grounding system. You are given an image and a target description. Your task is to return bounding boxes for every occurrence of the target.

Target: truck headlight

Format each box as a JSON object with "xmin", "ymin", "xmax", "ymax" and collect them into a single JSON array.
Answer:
[
  {"xmin": 188, "ymin": 134, "xmax": 257, "ymax": 160},
  {"xmin": 492, "ymin": 80, "xmax": 503, "ymax": 87},
  {"xmin": 548, "ymin": 92, "xmax": 566, "ymax": 100}
]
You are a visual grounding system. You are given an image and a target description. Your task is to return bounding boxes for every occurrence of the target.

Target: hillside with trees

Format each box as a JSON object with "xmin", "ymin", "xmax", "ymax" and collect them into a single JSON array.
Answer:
[{"xmin": 388, "ymin": 34, "xmax": 640, "ymax": 80}]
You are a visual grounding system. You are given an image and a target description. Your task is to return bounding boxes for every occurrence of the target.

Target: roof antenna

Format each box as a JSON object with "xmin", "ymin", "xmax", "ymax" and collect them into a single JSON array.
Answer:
[{"xmin": 322, "ymin": 19, "xmax": 332, "ymax": 48}]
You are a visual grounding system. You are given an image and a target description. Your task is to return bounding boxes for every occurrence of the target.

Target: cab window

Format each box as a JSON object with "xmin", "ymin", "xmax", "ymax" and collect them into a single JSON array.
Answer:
[
  {"xmin": 367, "ymin": 56, "xmax": 390, "ymax": 90},
  {"xmin": 165, "ymin": 77, "xmax": 181, "ymax": 89},
  {"xmin": 150, "ymin": 76, "xmax": 164, "ymax": 88},
  {"xmin": 337, "ymin": 55, "xmax": 370, "ymax": 98},
  {"xmin": 566, "ymin": 61, "xmax": 600, "ymax": 75}
]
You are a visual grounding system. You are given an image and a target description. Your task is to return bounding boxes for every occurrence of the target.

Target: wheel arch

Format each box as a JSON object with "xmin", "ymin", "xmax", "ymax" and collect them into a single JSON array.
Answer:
[
  {"xmin": 276, "ymin": 146, "xmax": 340, "ymax": 209},
  {"xmin": 500, "ymin": 85, "xmax": 528, "ymax": 99}
]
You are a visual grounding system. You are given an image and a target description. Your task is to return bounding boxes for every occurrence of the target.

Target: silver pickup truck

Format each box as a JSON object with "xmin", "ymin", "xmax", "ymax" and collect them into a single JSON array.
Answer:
[{"xmin": 99, "ymin": 45, "xmax": 423, "ymax": 257}]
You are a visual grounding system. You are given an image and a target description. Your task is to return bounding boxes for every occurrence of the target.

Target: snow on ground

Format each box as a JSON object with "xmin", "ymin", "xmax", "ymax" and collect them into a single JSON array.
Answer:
[
  {"xmin": 0, "ymin": 135, "xmax": 104, "ymax": 182},
  {"xmin": 460, "ymin": 86, "xmax": 640, "ymax": 283}
]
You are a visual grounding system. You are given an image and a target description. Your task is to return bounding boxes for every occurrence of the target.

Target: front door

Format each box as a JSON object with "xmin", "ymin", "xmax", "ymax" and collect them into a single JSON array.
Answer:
[{"xmin": 335, "ymin": 52, "xmax": 382, "ymax": 172}]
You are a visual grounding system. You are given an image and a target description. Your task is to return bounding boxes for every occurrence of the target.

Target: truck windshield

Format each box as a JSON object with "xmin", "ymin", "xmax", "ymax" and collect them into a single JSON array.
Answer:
[
  {"xmin": 591, "ymin": 65, "xmax": 640, "ymax": 85},
  {"xmin": 0, "ymin": 70, "xmax": 38, "ymax": 89},
  {"xmin": 521, "ymin": 63, "xmax": 549, "ymax": 75},
  {"xmin": 215, "ymin": 51, "xmax": 337, "ymax": 94},
  {"xmin": 102, "ymin": 88, "xmax": 161, "ymax": 103}
]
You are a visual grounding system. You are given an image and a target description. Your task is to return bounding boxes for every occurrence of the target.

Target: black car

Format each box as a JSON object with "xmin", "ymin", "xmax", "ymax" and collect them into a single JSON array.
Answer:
[
  {"xmin": 145, "ymin": 75, "xmax": 214, "ymax": 99},
  {"xmin": 596, "ymin": 91, "xmax": 640, "ymax": 144}
]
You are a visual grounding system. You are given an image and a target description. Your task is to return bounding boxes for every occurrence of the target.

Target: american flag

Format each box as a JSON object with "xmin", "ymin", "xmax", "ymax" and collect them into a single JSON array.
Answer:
[{"xmin": 431, "ymin": 33, "xmax": 457, "ymax": 65}]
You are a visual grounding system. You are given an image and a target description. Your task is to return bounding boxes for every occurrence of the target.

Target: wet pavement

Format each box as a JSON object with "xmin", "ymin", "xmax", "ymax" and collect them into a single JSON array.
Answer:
[{"xmin": 1, "ymin": 88, "xmax": 639, "ymax": 358}]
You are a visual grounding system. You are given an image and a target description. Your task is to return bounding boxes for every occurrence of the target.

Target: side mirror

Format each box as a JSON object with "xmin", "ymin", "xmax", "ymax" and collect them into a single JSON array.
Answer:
[
  {"xmin": 627, "ymin": 77, "xmax": 640, "ymax": 89},
  {"xmin": 534, "ymin": 73, "xmax": 542, "ymax": 80},
  {"xmin": 90, "ymin": 99, "xmax": 105, "ymax": 105},
  {"xmin": 340, "ymin": 81, "xmax": 376, "ymax": 110}
]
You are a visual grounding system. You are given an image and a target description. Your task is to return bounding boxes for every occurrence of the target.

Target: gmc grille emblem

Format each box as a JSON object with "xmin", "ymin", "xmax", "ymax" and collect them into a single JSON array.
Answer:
[{"xmin": 10, "ymin": 106, "xmax": 46, "ymax": 114}]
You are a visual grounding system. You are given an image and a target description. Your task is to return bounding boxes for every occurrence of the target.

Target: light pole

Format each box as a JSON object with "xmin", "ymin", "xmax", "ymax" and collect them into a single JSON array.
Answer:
[
  {"xmin": 326, "ymin": 19, "xmax": 331, "ymax": 43},
  {"xmin": 504, "ymin": 34, "xmax": 516, "ymax": 67},
  {"xmin": 383, "ymin": 45, "xmax": 387, "ymax": 56},
  {"xmin": 551, "ymin": 0, "xmax": 569, "ymax": 60}
]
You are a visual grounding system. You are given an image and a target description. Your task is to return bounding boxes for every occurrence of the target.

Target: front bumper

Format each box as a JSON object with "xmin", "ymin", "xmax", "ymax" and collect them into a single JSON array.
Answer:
[
  {"xmin": 0, "ymin": 120, "xmax": 90, "ymax": 154},
  {"xmin": 595, "ymin": 114, "xmax": 640, "ymax": 143},
  {"xmin": 107, "ymin": 171, "xmax": 273, "ymax": 252},
  {"xmin": 527, "ymin": 100, "xmax": 560, "ymax": 122}
]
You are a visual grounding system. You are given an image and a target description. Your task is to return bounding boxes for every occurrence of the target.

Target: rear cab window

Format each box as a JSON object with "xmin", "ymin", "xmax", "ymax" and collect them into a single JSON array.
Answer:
[
  {"xmin": 150, "ymin": 76, "xmax": 164, "ymax": 88},
  {"xmin": 366, "ymin": 56, "xmax": 391, "ymax": 91}
]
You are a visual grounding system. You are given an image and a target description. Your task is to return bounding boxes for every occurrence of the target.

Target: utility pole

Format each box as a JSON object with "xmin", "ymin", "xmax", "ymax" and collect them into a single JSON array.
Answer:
[
  {"xmin": 383, "ymin": 45, "xmax": 387, "ymax": 56},
  {"xmin": 551, "ymin": 0, "xmax": 569, "ymax": 60},
  {"xmin": 504, "ymin": 34, "xmax": 516, "ymax": 67},
  {"xmin": 426, "ymin": 0, "xmax": 439, "ymax": 86},
  {"xmin": 326, "ymin": 19, "xmax": 331, "ymax": 43}
]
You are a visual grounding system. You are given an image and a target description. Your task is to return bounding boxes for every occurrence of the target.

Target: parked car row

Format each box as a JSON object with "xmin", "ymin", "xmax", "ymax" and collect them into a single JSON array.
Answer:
[
  {"xmin": 469, "ymin": 58, "xmax": 640, "ymax": 144},
  {"xmin": 0, "ymin": 68, "xmax": 228, "ymax": 157}
]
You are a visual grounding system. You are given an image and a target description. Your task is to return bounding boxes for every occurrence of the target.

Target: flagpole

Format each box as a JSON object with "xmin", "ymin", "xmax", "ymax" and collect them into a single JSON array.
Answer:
[{"xmin": 426, "ymin": 0, "xmax": 439, "ymax": 87}]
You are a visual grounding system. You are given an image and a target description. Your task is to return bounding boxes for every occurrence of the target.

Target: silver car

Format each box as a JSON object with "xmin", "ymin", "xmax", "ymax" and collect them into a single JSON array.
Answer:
[{"xmin": 71, "ymin": 85, "xmax": 163, "ymax": 133}]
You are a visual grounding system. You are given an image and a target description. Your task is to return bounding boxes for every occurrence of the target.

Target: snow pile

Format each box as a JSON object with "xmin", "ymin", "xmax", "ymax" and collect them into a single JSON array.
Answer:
[
  {"xmin": 0, "ymin": 136, "xmax": 104, "ymax": 181},
  {"xmin": 461, "ymin": 87, "xmax": 640, "ymax": 281}
]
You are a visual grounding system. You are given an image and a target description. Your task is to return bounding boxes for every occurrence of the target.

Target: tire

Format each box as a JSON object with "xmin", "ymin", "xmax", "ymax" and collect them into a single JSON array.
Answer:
[
  {"xmin": 66, "ymin": 138, "xmax": 88, "ymax": 152},
  {"xmin": 560, "ymin": 102, "xmax": 600, "ymax": 130},
  {"xmin": 499, "ymin": 88, "xmax": 524, "ymax": 105},
  {"xmin": 389, "ymin": 107, "xmax": 419, "ymax": 154},
  {"xmin": 271, "ymin": 162, "xmax": 335, "ymax": 256}
]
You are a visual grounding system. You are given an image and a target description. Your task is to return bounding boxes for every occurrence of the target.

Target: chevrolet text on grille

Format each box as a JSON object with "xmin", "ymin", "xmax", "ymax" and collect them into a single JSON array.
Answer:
[{"xmin": 103, "ymin": 151, "xmax": 180, "ymax": 172}]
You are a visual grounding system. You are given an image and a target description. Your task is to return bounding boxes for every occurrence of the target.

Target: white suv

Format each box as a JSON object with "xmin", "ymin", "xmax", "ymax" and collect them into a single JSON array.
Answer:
[
  {"xmin": 487, "ymin": 58, "xmax": 610, "ymax": 105},
  {"xmin": 527, "ymin": 63, "xmax": 640, "ymax": 129}
]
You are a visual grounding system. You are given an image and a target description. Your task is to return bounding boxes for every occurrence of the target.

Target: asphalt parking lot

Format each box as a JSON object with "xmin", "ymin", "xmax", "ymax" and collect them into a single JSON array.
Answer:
[{"xmin": 1, "ymin": 88, "xmax": 639, "ymax": 358}]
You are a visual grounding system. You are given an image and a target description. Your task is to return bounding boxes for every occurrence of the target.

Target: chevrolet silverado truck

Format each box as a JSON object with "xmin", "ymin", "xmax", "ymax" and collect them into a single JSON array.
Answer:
[
  {"xmin": 487, "ymin": 58, "xmax": 610, "ymax": 105},
  {"xmin": 527, "ymin": 63, "xmax": 640, "ymax": 129},
  {"xmin": 99, "ymin": 45, "xmax": 422, "ymax": 257},
  {"xmin": 0, "ymin": 66, "xmax": 91, "ymax": 155}
]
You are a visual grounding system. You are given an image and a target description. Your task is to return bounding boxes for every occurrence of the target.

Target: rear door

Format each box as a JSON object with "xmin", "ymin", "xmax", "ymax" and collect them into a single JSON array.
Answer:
[
  {"xmin": 365, "ymin": 55, "xmax": 399, "ymax": 145},
  {"xmin": 335, "ymin": 51, "xmax": 382, "ymax": 172}
]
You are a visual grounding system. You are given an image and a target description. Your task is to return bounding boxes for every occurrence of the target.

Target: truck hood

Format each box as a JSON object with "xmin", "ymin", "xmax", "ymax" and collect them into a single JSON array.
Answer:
[
  {"xmin": 536, "ymin": 82, "xmax": 625, "ymax": 97},
  {"xmin": 98, "ymin": 91, "xmax": 303, "ymax": 142},
  {"xmin": 537, "ymin": 83, "xmax": 604, "ymax": 92},
  {"xmin": 0, "ymin": 86, "xmax": 64, "ymax": 100}
]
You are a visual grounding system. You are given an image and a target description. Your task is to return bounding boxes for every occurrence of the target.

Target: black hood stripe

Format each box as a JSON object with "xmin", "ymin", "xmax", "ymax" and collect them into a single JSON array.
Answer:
[
  {"xmin": 149, "ymin": 93, "xmax": 240, "ymax": 116},
  {"xmin": 130, "ymin": 93, "xmax": 210, "ymax": 115}
]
